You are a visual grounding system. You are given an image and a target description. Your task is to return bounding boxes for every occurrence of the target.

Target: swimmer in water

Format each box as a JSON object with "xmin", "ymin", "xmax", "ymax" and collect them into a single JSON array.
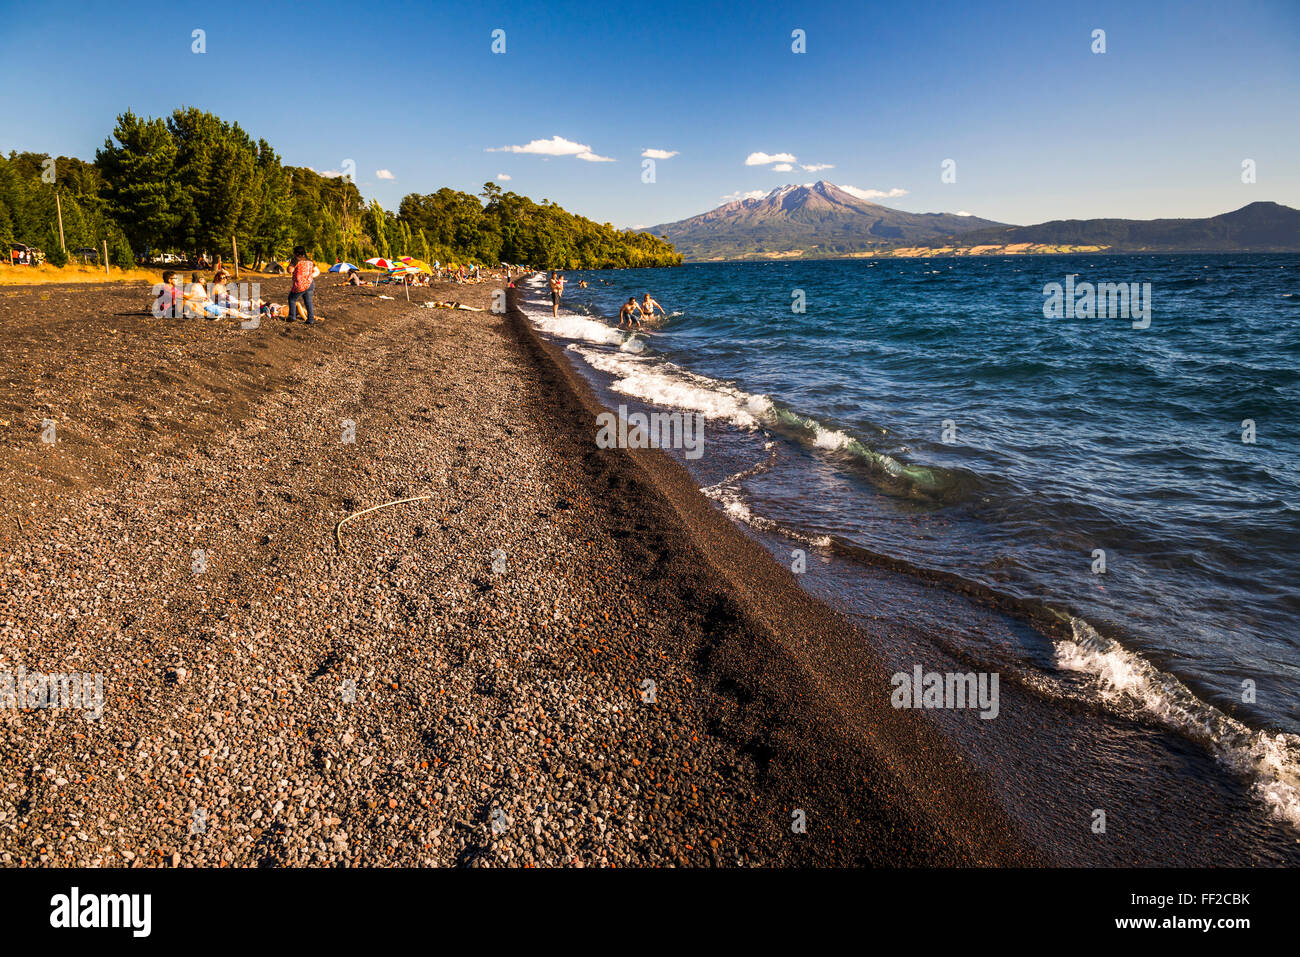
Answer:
[
  {"xmin": 639, "ymin": 293, "xmax": 665, "ymax": 323},
  {"xmin": 617, "ymin": 297, "xmax": 641, "ymax": 329}
]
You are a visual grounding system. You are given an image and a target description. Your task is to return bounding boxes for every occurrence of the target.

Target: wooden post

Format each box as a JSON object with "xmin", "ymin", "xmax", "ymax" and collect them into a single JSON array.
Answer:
[
  {"xmin": 232, "ymin": 236, "xmax": 240, "ymax": 279},
  {"xmin": 55, "ymin": 193, "xmax": 66, "ymax": 252},
  {"xmin": 103, "ymin": 239, "xmax": 110, "ymax": 277}
]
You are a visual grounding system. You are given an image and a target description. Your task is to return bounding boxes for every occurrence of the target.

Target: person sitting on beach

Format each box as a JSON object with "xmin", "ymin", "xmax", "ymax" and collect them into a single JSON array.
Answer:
[
  {"xmin": 618, "ymin": 297, "xmax": 641, "ymax": 329},
  {"xmin": 640, "ymin": 293, "xmax": 666, "ymax": 323},
  {"xmin": 209, "ymin": 273, "xmax": 232, "ymax": 314},
  {"xmin": 209, "ymin": 273, "xmax": 266, "ymax": 321},
  {"xmin": 347, "ymin": 270, "xmax": 371, "ymax": 286},
  {"xmin": 152, "ymin": 270, "xmax": 182, "ymax": 318},
  {"xmin": 183, "ymin": 273, "xmax": 211, "ymax": 319},
  {"xmin": 204, "ymin": 273, "xmax": 242, "ymax": 319}
]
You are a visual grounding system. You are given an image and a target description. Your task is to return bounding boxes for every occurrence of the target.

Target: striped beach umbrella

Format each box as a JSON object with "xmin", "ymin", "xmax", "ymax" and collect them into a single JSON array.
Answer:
[{"xmin": 398, "ymin": 256, "xmax": 431, "ymax": 273}]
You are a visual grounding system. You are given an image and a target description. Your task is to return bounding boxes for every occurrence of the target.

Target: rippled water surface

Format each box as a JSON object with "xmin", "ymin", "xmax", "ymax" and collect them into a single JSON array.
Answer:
[{"xmin": 520, "ymin": 255, "xmax": 1300, "ymax": 831}]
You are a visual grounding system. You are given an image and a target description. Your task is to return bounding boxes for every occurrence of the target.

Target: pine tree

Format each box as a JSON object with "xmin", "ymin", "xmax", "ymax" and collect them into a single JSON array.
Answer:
[{"xmin": 95, "ymin": 112, "xmax": 180, "ymax": 252}]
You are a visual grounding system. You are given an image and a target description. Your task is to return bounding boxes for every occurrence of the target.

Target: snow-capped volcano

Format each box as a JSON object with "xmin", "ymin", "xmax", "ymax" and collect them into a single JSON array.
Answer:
[{"xmin": 645, "ymin": 181, "xmax": 1003, "ymax": 260}]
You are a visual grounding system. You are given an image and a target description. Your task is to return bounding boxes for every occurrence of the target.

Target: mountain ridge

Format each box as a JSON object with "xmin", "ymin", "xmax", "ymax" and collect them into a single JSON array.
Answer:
[
  {"xmin": 644, "ymin": 184, "xmax": 1300, "ymax": 260},
  {"xmin": 909, "ymin": 201, "xmax": 1300, "ymax": 254}
]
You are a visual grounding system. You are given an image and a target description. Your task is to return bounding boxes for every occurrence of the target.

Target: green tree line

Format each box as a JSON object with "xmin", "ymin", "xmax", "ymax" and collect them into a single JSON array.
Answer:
[{"xmin": 0, "ymin": 107, "xmax": 681, "ymax": 270}]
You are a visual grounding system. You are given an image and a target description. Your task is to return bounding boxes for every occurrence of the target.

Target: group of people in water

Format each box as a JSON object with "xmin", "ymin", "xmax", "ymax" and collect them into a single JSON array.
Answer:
[
  {"xmin": 617, "ymin": 293, "xmax": 665, "ymax": 329},
  {"xmin": 548, "ymin": 270, "xmax": 667, "ymax": 329}
]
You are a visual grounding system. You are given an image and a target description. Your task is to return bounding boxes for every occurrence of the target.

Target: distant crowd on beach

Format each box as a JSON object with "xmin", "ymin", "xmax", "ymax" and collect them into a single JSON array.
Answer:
[
  {"xmin": 150, "ymin": 248, "xmax": 527, "ymax": 325},
  {"xmin": 147, "ymin": 251, "xmax": 669, "ymax": 334}
]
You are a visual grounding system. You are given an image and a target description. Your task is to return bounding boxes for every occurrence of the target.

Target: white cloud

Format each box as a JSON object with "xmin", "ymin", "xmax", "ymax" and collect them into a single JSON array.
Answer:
[
  {"xmin": 641, "ymin": 148, "xmax": 678, "ymax": 160},
  {"xmin": 839, "ymin": 185, "xmax": 909, "ymax": 201},
  {"xmin": 487, "ymin": 135, "xmax": 614, "ymax": 162},
  {"xmin": 744, "ymin": 151, "xmax": 797, "ymax": 166},
  {"xmin": 771, "ymin": 163, "xmax": 794, "ymax": 172},
  {"xmin": 376, "ymin": 169, "xmax": 395, "ymax": 180},
  {"xmin": 721, "ymin": 189, "xmax": 768, "ymax": 202},
  {"xmin": 496, "ymin": 173, "xmax": 511, "ymax": 181},
  {"xmin": 800, "ymin": 163, "xmax": 834, "ymax": 172},
  {"xmin": 631, "ymin": 224, "xmax": 647, "ymax": 230},
  {"xmin": 955, "ymin": 210, "xmax": 972, "ymax": 216},
  {"xmin": 317, "ymin": 168, "xmax": 343, "ymax": 178}
]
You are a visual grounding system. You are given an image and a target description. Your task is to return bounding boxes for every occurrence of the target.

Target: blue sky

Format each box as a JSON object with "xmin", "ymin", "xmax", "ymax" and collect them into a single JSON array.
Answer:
[{"xmin": 1, "ymin": 0, "xmax": 1296, "ymax": 228}]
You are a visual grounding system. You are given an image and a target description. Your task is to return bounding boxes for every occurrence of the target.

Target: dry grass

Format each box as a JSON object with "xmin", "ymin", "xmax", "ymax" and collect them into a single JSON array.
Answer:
[
  {"xmin": 0, "ymin": 262, "xmax": 304, "ymax": 286},
  {"xmin": 0, "ymin": 262, "xmax": 160, "ymax": 285}
]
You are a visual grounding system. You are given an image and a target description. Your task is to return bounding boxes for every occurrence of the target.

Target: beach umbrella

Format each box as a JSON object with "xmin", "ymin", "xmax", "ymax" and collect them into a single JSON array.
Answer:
[
  {"xmin": 386, "ymin": 262, "xmax": 420, "ymax": 301},
  {"xmin": 399, "ymin": 257, "xmax": 431, "ymax": 273},
  {"xmin": 329, "ymin": 262, "xmax": 358, "ymax": 273},
  {"xmin": 365, "ymin": 257, "xmax": 395, "ymax": 270}
]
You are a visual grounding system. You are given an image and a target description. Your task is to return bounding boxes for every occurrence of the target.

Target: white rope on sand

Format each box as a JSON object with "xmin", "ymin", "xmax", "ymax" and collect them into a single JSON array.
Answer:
[{"xmin": 334, "ymin": 496, "xmax": 433, "ymax": 551}]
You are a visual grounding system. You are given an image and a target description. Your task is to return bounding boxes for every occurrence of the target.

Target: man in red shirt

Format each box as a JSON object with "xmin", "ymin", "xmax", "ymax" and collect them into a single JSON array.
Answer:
[{"xmin": 288, "ymin": 245, "xmax": 320, "ymax": 325}]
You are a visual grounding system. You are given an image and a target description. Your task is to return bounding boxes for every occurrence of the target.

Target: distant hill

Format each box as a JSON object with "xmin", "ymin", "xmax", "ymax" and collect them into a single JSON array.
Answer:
[
  {"xmin": 912, "ymin": 201, "xmax": 1300, "ymax": 254},
  {"xmin": 645, "ymin": 185, "xmax": 1300, "ymax": 261},
  {"xmin": 644, "ymin": 181, "xmax": 1005, "ymax": 261}
]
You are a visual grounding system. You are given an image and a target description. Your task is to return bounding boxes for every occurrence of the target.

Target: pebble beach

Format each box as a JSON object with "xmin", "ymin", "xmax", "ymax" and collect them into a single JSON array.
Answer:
[{"xmin": 0, "ymin": 273, "xmax": 1032, "ymax": 867}]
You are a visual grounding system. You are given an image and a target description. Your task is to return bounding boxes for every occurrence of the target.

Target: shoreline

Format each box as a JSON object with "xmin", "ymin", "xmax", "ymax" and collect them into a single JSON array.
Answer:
[
  {"xmin": 518, "ymin": 273, "xmax": 1300, "ymax": 866},
  {"xmin": 5, "ymin": 269, "xmax": 1293, "ymax": 866},
  {"xmin": 0, "ymin": 272, "xmax": 1033, "ymax": 866},
  {"xmin": 504, "ymin": 282, "xmax": 1038, "ymax": 865}
]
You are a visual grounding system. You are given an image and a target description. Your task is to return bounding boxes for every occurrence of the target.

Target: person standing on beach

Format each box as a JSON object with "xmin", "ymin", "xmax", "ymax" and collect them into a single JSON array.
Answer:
[
  {"xmin": 288, "ymin": 245, "xmax": 320, "ymax": 325},
  {"xmin": 549, "ymin": 271, "xmax": 566, "ymax": 317}
]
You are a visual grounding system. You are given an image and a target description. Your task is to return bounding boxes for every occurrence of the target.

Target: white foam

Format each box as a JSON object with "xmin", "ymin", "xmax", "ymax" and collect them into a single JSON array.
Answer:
[
  {"xmin": 701, "ymin": 484, "xmax": 779, "ymax": 530},
  {"xmin": 700, "ymin": 482, "xmax": 835, "ymax": 553},
  {"xmin": 568, "ymin": 345, "xmax": 776, "ymax": 429},
  {"xmin": 525, "ymin": 309, "xmax": 624, "ymax": 345},
  {"xmin": 812, "ymin": 426, "xmax": 853, "ymax": 451},
  {"xmin": 1057, "ymin": 618, "xmax": 1300, "ymax": 829}
]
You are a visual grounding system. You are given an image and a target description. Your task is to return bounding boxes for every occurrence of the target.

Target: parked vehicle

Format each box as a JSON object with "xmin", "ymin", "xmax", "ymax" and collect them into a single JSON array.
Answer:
[
  {"xmin": 73, "ymin": 246, "xmax": 99, "ymax": 264},
  {"xmin": 8, "ymin": 243, "xmax": 44, "ymax": 266}
]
